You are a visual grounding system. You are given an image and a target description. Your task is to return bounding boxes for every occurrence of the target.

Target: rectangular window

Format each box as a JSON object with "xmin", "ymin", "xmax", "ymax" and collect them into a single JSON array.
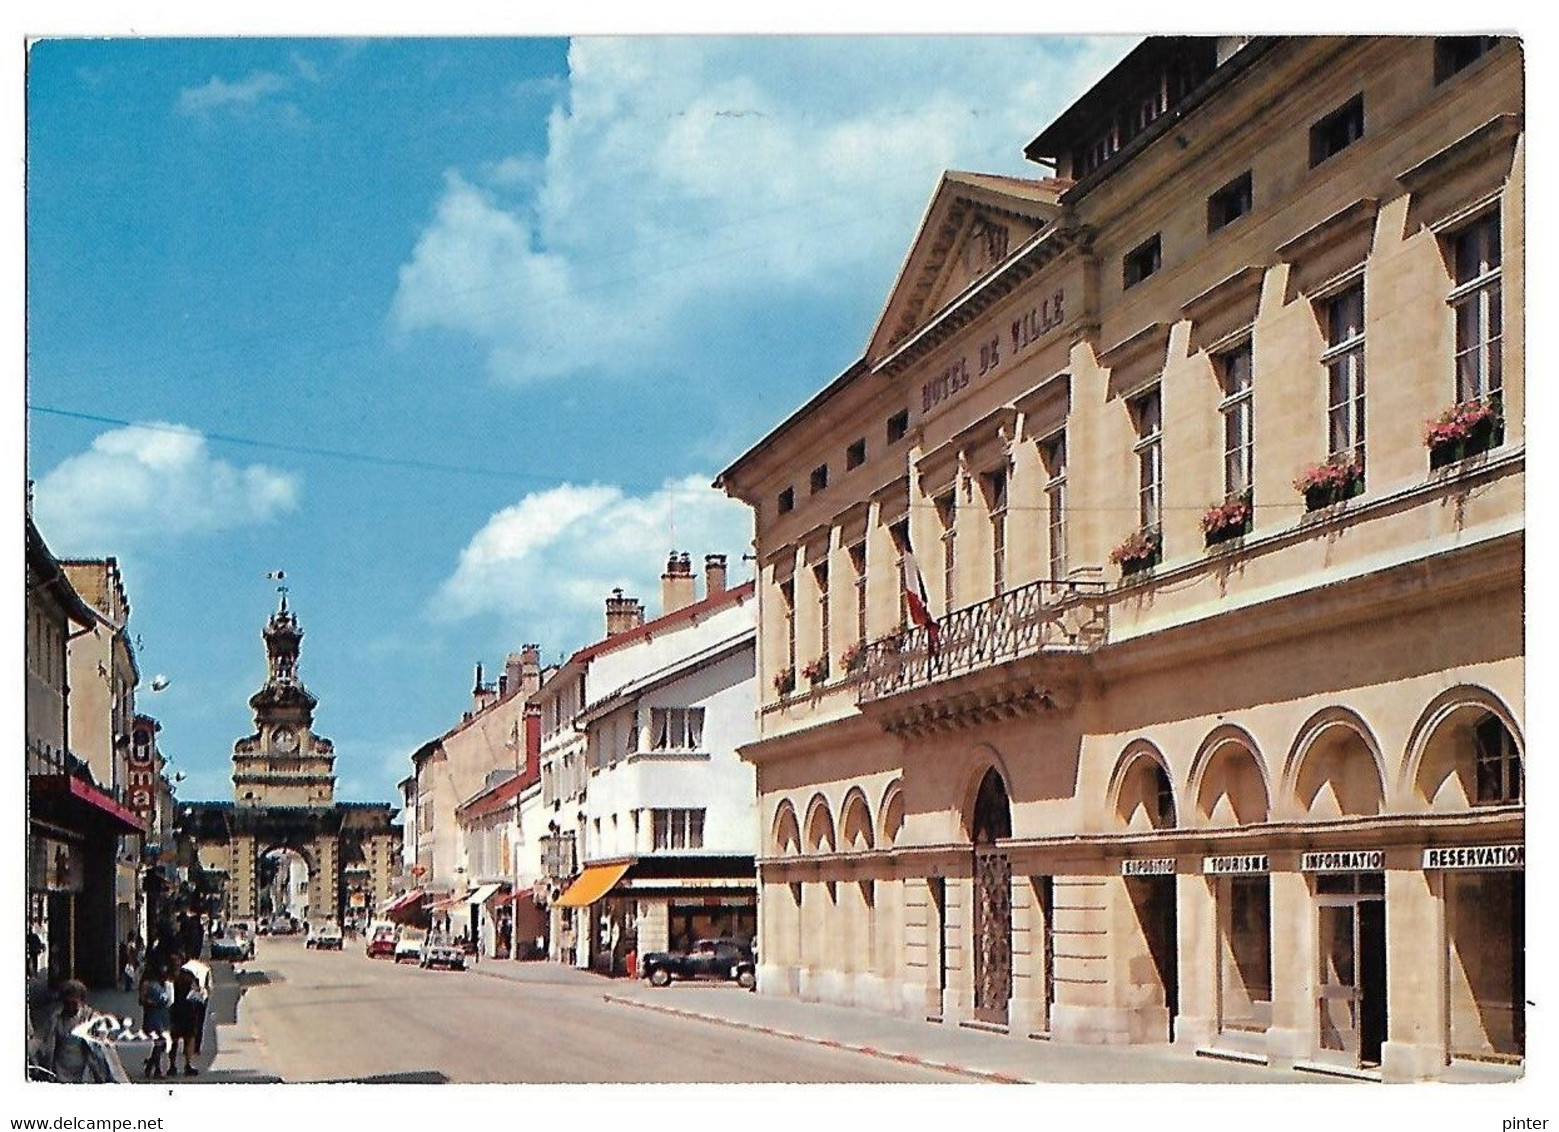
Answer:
[
  {"xmin": 810, "ymin": 464, "xmax": 829, "ymax": 494},
  {"xmin": 984, "ymin": 469, "xmax": 1008, "ymax": 598},
  {"xmin": 936, "ymin": 493, "xmax": 957, "ymax": 616},
  {"xmin": 625, "ymin": 710, "xmax": 639, "ymax": 754},
  {"xmin": 1322, "ymin": 285, "xmax": 1366, "ymax": 468},
  {"xmin": 1435, "ymin": 36, "xmax": 1499, "ymax": 83},
  {"xmin": 1219, "ymin": 341, "xmax": 1254, "ymax": 496},
  {"xmin": 848, "ymin": 542, "xmax": 867, "ymax": 646},
  {"xmin": 652, "ymin": 808, "xmax": 705, "ymax": 851},
  {"xmin": 1208, "ymin": 171, "xmax": 1253, "ymax": 233},
  {"xmin": 814, "ymin": 562, "xmax": 830, "ymax": 669},
  {"xmin": 889, "ymin": 520, "xmax": 911, "ymax": 628},
  {"xmin": 1309, "ymin": 94, "xmax": 1364, "ymax": 167},
  {"xmin": 886, "ymin": 410, "xmax": 909, "ymax": 445},
  {"xmin": 1449, "ymin": 213, "xmax": 1503, "ymax": 403},
  {"xmin": 1041, "ymin": 433, "xmax": 1067, "ymax": 579},
  {"xmin": 1124, "ymin": 234, "xmax": 1162, "ymax": 289},
  {"xmin": 649, "ymin": 707, "xmax": 705, "ymax": 751},
  {"xmin": 1132, "ymin": 389, "xmax": 1163, "ymax": 530},
  {"xmin": 846, "ymin": 438, "xmax": 867, "ymax": 470},
  {"xmin": 777, "ymin": 487, "xmax": 794, "ymax": 515},
  {"xmin": 779, "ymin": 578, "xmax": 796, "ymax": 675}
]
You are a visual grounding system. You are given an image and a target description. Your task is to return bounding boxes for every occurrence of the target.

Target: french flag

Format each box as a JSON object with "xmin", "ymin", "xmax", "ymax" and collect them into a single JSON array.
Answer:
[{"xmin": 902, "ymin": 549, "xmax": 940, "ymax": 651}]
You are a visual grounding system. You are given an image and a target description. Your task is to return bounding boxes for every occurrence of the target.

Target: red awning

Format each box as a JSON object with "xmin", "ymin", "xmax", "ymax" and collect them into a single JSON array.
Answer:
[
  {"xmin": 385, "ymin": 888, "xmax": 425, "ymax": 914},
  {"xmin": 29, "ymin": 774, "xmax": 145, "ymax": 836}
]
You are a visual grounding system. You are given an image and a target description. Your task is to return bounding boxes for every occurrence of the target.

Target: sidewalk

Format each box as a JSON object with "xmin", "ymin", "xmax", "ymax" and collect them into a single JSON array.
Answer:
[
  {"xmin": 86, "ymin": 962, "xmax": 280, "ymax": 1084},
  {"xmin": 467, "ymin": 960, "xmax": 1319, "ymax": 1084}
]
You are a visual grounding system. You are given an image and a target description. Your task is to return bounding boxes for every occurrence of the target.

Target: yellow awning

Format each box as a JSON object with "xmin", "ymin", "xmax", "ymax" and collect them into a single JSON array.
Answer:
[{"xmin": 554, "ymin": 863, "xmax": 631, "ymax": 907}]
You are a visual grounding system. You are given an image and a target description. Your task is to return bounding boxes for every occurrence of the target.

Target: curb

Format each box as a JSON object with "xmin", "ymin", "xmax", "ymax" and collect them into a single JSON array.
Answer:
[{"xmin": 600, "ymin": 993, "xmax": 1031, "ymax": 1084}]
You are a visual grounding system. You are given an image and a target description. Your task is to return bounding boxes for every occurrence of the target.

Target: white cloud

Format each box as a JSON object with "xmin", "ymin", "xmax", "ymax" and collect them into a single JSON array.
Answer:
[
  {"xmin": 391, "ymin": 36, "xmax": 1131, "ymax": 385},
  {"xmin": 31, "ymin": 421, "xmax": 300, "ymax": 554},
  {"xmin": 176, "ymin": 70, "xmax": 290, "ymax": 115},
  {"xmin": 432, "ymin": 474, "xmax": 752, "ymax": 647}
]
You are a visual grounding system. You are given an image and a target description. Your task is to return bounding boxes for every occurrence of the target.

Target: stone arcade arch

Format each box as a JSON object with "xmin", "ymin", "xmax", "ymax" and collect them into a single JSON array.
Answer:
[
  {"xmin": 1283, "ymin": 709, "xmax": 1387, "ymax": 819},
  {"xmin": 772, "ymin": 799, "xmax": 802, "ymax": 856},
  {"xmin": 1109, "ymin": 742, "xmax": 1178, "ymax": 830},
  {"xmin": 1189, "ymin": 728, "xmax": 1270, "ymax": 827}
]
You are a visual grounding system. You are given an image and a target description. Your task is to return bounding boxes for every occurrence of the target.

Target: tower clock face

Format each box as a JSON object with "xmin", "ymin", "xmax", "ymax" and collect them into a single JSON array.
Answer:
[{"xmin": 273, "ymin": 727, "xmax": 299, "ymax": 753}]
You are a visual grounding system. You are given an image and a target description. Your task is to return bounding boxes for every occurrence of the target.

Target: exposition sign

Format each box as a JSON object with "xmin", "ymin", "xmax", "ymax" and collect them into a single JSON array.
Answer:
[
  {"xmin": 1422, "ymin": 845, "xmax": 1524, "ymax": 870},
  {"xmin": 1121, "ymin": 858, "xmax": 1176, "ymax": 876}
]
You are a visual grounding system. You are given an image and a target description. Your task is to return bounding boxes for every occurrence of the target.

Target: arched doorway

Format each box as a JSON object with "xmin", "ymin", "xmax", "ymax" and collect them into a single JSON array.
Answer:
[
  {"xmin": 970, "ymin": 767, "xmax": 1012, "ymax": 1026},
  {"xmin": 259, "ymin": 846, "xmax": 311, "ymax": 930}
]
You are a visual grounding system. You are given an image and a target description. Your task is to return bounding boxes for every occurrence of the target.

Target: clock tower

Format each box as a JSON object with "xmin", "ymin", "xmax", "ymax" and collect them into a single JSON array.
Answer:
[{"xmin": 233, "ymin": 592, "xmax": 337, "ymax": 808}]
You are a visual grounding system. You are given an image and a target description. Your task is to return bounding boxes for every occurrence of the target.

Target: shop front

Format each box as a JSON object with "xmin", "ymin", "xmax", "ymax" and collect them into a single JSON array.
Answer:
[{"xmin": 1427, "ymin": 843, "xmax": 1524, "ymax": 1063}]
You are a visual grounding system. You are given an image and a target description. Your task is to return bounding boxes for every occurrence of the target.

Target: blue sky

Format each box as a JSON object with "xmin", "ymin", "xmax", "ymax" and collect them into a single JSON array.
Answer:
[{"xmin": 26, "ymin": 35, "xmax": 1131, "ymax": 806}]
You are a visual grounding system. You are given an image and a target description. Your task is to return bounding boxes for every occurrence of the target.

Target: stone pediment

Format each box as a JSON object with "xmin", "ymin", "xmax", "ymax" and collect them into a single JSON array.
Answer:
[{"xmin": 865, "ymin": 171, "xmax": 1065, "ymax": 366}]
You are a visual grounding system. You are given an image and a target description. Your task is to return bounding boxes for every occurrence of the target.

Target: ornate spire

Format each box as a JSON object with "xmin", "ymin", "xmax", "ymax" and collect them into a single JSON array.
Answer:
[{"xmin": 251, "ymin": 587, "xmax": 317, "ymax": 723}]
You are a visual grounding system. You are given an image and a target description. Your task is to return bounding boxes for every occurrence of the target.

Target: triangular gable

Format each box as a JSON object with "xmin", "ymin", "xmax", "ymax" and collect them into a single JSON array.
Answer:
[{"xmin": 865, "ymin": 171, "xmax": 1066, "ymax": 367}]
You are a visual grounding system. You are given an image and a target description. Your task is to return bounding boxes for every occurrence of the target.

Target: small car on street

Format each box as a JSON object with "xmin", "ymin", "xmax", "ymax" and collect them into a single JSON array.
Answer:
[
  {"xmin": 418, "ymin": 934, "xmax": 466, "ymax": 970},
  {"xmin": 641, "ymin": 938, "xmax": 756, "ymax": 989},
  {"xmin": 306, "ymin": 922, "xmax": 344, "ymax": 950},
  {"xmin": 211, "ymin": 925, "xmax": 255, "ymax": 962},
  {"xmin": 365, "ymin": 921, "xmax": 398, "ymax": 959},
  {"xmin": 393, "ymin": 928, "xmax": 426, "ymax": 964}
]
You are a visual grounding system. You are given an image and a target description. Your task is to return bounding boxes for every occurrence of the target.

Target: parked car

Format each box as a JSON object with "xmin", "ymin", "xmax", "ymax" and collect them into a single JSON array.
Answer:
[
  {"xmin": 365, "ymin": 921, "xmax": 398, "ymax": 959},
  {"xmin": 212, "ymin": 926, "xmax": 255, "ymax": 962},
  {"xmin": 418, "ymin": 933, "xmax": 466, "ymax": 970},
  {"xmin": 269, "ymin": 915, "xmax": 298, "ymax": 936},
  {"xmin": 394, "ymin": 928, "xmax": 426, "ymax": 964},
  {"xmin": 305, "ymin": 922, "xmax": 343, "ymax": 950},
  {"xmin": 641, "ymin": 938, "xmax": 756, "ymax": 989}
]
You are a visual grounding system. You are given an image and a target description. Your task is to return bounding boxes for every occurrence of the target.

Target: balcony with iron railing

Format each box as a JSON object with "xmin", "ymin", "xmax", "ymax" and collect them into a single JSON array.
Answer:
[{"xmin": 856, "ymin": 577, "xmax": 1109, "ymax": 704}]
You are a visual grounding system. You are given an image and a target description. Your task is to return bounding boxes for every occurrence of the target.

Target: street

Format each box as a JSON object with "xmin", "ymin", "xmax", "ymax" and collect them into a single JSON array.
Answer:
[{"xmin": 230, "ymin": 937, "xmax": 962, "ymax": 1083}]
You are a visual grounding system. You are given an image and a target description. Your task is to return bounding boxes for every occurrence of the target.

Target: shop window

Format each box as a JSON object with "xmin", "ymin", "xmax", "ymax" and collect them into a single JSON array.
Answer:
[
  {"xmin": 1124, "ymin": 234, "xmax": 1162, "ymax": 289},
  {"xmin": 1310, "ymin": 94, "xmax": 1364, "ymax": 168},
  {"xmin": 1435, "ymin": 36, "xmax": 1500, "ymax": 83},
  {"xmin": 846, "ymin": 437, "xmax": 867, "ymax": 470},
  {"xmin": 1474, "ymin": 714, "xmax": 1521, "ymax": 805},
  {"xmin": 1448, "ymin": 213, "xmax": 1503, "ymax": 404},
  {"xmin": 1219, "ymin": 876, "xmax": 1272, "ymax": 1033},
  {"xmin": 1208, "ymin": 170, "xmax": 1253, "ymax": 234}
]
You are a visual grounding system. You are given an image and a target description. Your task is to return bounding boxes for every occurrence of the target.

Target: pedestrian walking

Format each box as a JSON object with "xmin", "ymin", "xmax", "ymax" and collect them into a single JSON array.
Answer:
[
  {"xmin": 139, "ymin": 958, "xmax": 175, "ymax": 1078},
  {"xmin": 168, "ymin": 950, "xmax": 200, "ymax": 1076},
  {"xmin": 181, "ymin": 951, "xmax": 212, "ymax": 1056}
]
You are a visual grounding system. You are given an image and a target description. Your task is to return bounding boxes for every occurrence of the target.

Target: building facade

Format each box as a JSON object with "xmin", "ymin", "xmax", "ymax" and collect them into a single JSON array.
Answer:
[
  {"xmin": 538, "ymin": 553, "xmax": 759, "ymax": 973},
  {"xmin": 717, "ymin": 36, "xmax": 1522, "ymax": 1082},
  {"xmin": 26, "ymin": 518, "xmax": 145, "ymax": 989}
]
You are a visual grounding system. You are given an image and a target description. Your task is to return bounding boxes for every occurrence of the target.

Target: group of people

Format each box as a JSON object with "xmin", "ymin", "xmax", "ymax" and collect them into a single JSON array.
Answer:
[{"xmin": 134, "ymin": 912, "xmax": 212, "ymax": 1078}]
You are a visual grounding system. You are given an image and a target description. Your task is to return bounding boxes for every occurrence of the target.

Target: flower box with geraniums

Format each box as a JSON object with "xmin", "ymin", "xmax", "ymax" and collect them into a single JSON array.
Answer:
[
  {"xmin": 1110, "ymin": 527, "xmax": 1161, "ymax": 578},
  {"xmin": 1293, "ymin": 458, "xmax": 1365, "ymax": 512},
  {"xmin": 839, "ymin": 641, "xmax": 867, "ymax": 675},
  {"xmin": 1201, "ymin": 491, "xmax": 1253, "ymax": 548},
  {"xmin": 801, "ymin": 657, "xmax": 830, "ymax": 686},
  {"xmin": 773, "ymin": 667, "xmax": 795, "ymax": 697},
  {"xmin": 1425, "ymin": 397, "xmax": 1504, "ymax": 470}
]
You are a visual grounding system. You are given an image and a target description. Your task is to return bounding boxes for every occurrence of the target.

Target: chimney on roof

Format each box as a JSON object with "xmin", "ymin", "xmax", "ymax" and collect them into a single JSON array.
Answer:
[
  {"xmin": 473, "ymin": 662, "xmax": 497, "ymax": 712},
  {"xmin": 503, "ymin": 652, "xmax": 526, "ymax": 697},
  {"xmin": 704, "ymin": 553, "xmax": 727, "ymax": 598},
  {"xmin": 519, "ymin": 644, "xmax": 542, "ymax": 695},
  {"xmin": 661, "ymin": 551, "xmax": 696, "ymax": 616},
  {"xmin": 605, "ymin": 589, "xmax": 645, "ymax": 636}
]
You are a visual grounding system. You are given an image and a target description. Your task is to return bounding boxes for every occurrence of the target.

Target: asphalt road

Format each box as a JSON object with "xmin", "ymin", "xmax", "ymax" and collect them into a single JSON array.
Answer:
[{"xmin": 237, "ymin": 936, "xmax": 961, "ymax": 1083}]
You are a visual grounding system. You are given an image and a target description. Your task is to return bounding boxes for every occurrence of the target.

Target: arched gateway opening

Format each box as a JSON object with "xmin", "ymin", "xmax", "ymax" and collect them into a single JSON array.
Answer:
[
  {"xmin": 970, "ymin": 766, "xmax": 1013, "ymax": 1026},
  {"xmin": 177, "ymin": 593, "xmax": 399, "ymax": 929}
]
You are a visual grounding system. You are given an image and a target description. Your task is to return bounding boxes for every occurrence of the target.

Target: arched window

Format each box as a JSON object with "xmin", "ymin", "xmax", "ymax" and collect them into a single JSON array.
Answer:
[{"xmin": 1474, "ymin": 714, "xmax": 1522, "ymax": 805}]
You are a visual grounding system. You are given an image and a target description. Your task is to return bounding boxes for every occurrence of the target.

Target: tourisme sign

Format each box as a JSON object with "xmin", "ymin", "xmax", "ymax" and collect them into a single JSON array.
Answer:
[{"xmin": 1202, "ymin": 854, "xmax": 1269, "ymax": 875}]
